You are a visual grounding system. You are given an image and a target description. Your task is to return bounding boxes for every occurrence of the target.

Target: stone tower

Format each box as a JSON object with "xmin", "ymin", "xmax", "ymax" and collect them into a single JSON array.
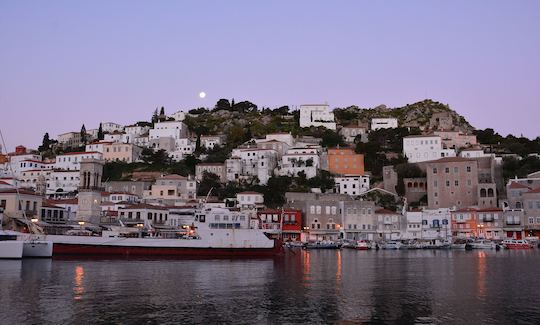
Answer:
[{"xmin": 77, "ymin": 158, "xmax": 104, "ymax": 224}]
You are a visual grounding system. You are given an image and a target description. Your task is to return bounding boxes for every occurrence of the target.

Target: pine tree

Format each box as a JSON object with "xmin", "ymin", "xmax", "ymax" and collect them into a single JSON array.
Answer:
[
  {"xmin": 80, "ymin": 124, "xmax": 87, "ymax": 144},
  {"xmin": 152, "ymin": 108, "xmax": 159, "ymax": 124},
  {"xmin": 81, "ymin": 124, "xmax": 86, "ymax": 144},
  {"xmin": 97, "ymin": 123, "xmax": 104, "ymax": 140},
  {"xmin": 160, "ymin": 106, "xmax": 165, "ymax": 116},
  {"xmin": 39, "ymin": 133, "xmax": 50, "ymax": 152}
]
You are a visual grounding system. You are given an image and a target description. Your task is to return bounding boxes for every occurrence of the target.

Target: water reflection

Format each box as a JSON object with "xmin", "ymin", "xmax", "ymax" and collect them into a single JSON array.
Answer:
[
  {"xmin": 477, "ymin": 251, "xmax": 487, "ymax": 299},
  {"xmin": 73, "ymin": 265, "xmax": 85, "ymax": 300},
  {"xmin": 1, "ymin": 250, "xmax": 540, "ymax": 324}
]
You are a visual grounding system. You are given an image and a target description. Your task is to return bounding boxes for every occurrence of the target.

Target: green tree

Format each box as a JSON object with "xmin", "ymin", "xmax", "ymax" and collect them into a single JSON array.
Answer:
[
  {"xmin": 320, "ymin": 130, "xmax": 345, "ymax": 148},
  {"xmin": 197, "ymin": 171, "xmax": 223, "ymax": 196},
  {"xmin": 97, "ymin": 123, "xmax": 104, "ymax": 140},
  {"xmin": 141, "ymin": 148, "xmax": 170, "ymax": 165},
  {"xmin": 80, "ymin": 124, "xmax": 87, "ymax": 144},
  {"xmin": 39, "ymin": 133, "xmax": 51, "ymax": 152},
  {"xmin": 151, "ymin": 108, "xmax": 159, "ymax": 124},
  {"xmin": 215, "ymin": 99, "xmax": 231, "ymax": 111}
]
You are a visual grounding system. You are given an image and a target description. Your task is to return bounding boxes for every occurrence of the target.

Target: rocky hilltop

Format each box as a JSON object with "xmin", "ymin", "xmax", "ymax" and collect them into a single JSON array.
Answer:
[{"xmin": 334, "ymin": 99, "xmax": 475, "ymax": 133}]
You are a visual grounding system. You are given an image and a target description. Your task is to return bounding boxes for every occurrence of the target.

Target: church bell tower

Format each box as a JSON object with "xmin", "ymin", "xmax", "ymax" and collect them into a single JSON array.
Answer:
[{"xmin": 77, "ymin": 158, "xmax": 104, "ymax": 224}]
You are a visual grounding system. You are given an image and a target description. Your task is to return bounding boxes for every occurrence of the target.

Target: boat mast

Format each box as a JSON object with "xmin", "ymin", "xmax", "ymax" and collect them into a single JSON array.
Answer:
[{"xmin": 0, "ymin": 129, "xmax": 41, "ymax": 235}]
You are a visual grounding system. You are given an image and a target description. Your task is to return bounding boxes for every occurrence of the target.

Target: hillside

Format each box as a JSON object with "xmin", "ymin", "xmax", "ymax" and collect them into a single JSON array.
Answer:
[
  {"xmin": 185, "ymin": 99, "xmax": 476, "ymax": 145},
  {"xmin": 334, "ymin": 99, "xmax": 475, "ymax": 133}
]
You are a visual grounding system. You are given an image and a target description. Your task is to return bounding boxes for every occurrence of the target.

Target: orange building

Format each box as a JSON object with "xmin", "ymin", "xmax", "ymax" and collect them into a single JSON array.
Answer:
[
  {"xmin": 451, "ymin": 208, "xmax": 478, "ymax": 238},
  {"xmin": 327, "ymin": 148, "xmax": 364, "ymax": 176}
]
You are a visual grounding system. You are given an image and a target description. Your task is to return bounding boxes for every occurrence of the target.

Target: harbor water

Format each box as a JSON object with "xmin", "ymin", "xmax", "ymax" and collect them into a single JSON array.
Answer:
[{"xmin": 1, "ymin": 249, "xmax": 540, "ymax": 324}]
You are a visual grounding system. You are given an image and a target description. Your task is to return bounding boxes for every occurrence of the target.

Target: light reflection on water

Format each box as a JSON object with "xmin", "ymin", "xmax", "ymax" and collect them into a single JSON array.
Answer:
[{"xmin": 0, "ymin": 250, "xmax": 539, "ymax": 324}]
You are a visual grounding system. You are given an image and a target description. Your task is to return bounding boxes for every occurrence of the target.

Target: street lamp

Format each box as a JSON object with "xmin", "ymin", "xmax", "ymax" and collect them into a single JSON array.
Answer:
[{"xmin": 30, "ymin": 218, "xmax": 38, "ymax": 223}]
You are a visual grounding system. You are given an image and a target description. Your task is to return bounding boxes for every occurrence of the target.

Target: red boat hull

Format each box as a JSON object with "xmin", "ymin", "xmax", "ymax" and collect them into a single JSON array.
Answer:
[{"xmin": 53, "ymin": 242, "xmax": 283, "ymax": 258}]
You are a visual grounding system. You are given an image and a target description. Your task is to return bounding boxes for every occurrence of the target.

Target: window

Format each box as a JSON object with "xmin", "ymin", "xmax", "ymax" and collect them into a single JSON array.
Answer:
[
  {"xmin": 434, "ymin": 181, "xmax": 438, "ymax": 187},
  {"xmin": 446, "ymin": 181, "xmax": 450, "ymax": 187},
  {"xmin": 466, "ymin": 166, "xmax": 471, "ymax": 172},
  {"xmin": 529, "ymin": 217, "xmax": 534, "ymax": 224},
  {"xmin": 445, "ymin": 168, "xmax": 449, "ymax": 173},
  {"xmin": 454, "ymin": 180, "xmax": 459, "ymax": 186},
  {"xmin": 433, "ymin": 168, "xmax": 438, "ymax": 174}
]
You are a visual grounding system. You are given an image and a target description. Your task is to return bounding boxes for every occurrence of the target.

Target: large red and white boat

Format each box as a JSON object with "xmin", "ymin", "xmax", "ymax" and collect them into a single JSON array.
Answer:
[
  {"xmin": 501, "ymin": 239, "xmax": 533, "ymax": 249},
  {"xmin": 43, "ymin": 207, "xmax": 282, "ymax": 257}
]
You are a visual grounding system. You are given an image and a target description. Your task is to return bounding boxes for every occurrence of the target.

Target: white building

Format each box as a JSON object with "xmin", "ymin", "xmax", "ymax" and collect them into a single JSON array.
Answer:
[
  {"xmin": 460, "ymin": 147, "xmax": 490, "ymax": 158},
  {"xmin": 57, "ymin": 132, "xmax": 82, "ymax": 148},
  {"xmin": 85, "ymin": 141, "xmax": 114, "ymax": 153},
  {"xmin": 403, "ymin": 135, "xmax": 444, "ymax": 163},
  {"xmin": 371, "ymin": 118, "xmax": 398, "ymax": 131},
  {"xmin": 170, "ymin": 111, "xmax": 187, "ymax": 121},
  {"xmin": 299, "ymin": 104, "xmax": 336, "ymax": 130},
  {"xmin": 47, "ymin": 170, "xmax": 81, "ymax": 195},
  {"xmin": 124, "ymin": 125, "xmax": 151, "ymax": 144},
  {"xmin": 334, "ymin": 175, "xmax": 370, "ymax": 196},
  {"xmin": 237, "ymin": 191, "xmax": 264, "ymax": 210},
  {"xmin": 200, "ymin": 135, "xmax": 223, "ymax": 150},
  {"xmin": 101, "ymin": 122, "xmax": 124, "ymax": 133},
  {"xmin": 279, "ymin": 147, "xmax": 321, "ymax": 179},
  {"xmin": 175, "ymin": 138, "xmax": 195, "ymax": 155},
  {"xmin": 149, "ymin": 121, "xmax": 188, "ymax": 142},
  {"xmin": 404, "ymin": 208, "xmax": 451, "ymax": 241},
  {"xmin": 420, "ymin": 208, "xmax": 452, "ymax": 241},
  {"xmin": 228, "ymin": 148, "xmax": 278, "ymax": 185},
  {"xmin": 103, "ymin": 132, "xmax": 124, "ymax": 143},
  {"xmin": 54, "ymin": 152, "xmax": 103, "ymax": 171},
  {"xmin": 261, "ymin": 133, "xmax": 295, "ymax": 147}
]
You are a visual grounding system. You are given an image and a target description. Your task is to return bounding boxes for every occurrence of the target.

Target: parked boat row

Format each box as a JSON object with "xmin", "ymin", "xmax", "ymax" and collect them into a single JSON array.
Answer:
[{"xmin": 295, "ymin": 238, "xmax": 537, "ymax": 251}]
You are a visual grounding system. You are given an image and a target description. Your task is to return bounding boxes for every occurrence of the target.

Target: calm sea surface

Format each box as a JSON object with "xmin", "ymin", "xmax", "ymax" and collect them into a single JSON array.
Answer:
[{"xmin": 1, "ymin": 249, "xmax": 540, "ymax": 325}]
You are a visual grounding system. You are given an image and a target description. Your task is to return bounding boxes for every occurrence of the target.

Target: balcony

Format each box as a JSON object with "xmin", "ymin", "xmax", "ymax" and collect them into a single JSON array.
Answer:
[
  {"xmin": 506, "ymin": 220, "xmax": 521, "ymax": 225},
  {"xmin": 482, "ymin": 217, "xmax": 494, "ymax": 222}
]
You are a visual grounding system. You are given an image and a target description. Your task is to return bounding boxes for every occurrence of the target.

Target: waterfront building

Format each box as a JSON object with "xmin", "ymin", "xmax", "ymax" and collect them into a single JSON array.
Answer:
[
  {"xmin": 257, "ymin": 209, "xmax": 303, "ymax": 242},
  {"xmin": 0, "ymin": 189, "xmax": 42, "ymax": 220},
  {"xmin": 285, "ymin": 192, "xmax": 352, "ymax": 241},
  {"xmin": 523, "ymin": 187, "xmax": 540, "ymax": 237},
  {"xmin": 451, "ymin": 208, "xmax": 477, "ymax": 238},
  {"xmin": 426, "ymin": 157, "xmax": 479, "ymax": 209},
  {"xmin": 342, "ymin": 200, "xmax": 377, "ymax": 241},
  {"xmin": 375, "ymin": 208, "xmax": 402, "ymax": 241},
  {"xmin": 502, "ymin": 209, "xmax": 525, "ymax": 239},
  {"xmin": 475, "ymin": 208, "xmax": 504, "ymax": 240}
]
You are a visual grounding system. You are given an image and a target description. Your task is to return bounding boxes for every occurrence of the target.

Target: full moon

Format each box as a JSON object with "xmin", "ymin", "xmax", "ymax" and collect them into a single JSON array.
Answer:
[{"xmin": 199, "ymin": 91, "xmax": 206, "ymax": 99}]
